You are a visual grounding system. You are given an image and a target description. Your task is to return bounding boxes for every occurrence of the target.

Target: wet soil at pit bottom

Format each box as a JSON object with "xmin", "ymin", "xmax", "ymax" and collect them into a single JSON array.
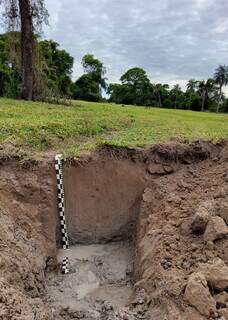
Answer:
[{"xmin": 46, "ymin": 242, "xmax": 135, "ymax": 319}]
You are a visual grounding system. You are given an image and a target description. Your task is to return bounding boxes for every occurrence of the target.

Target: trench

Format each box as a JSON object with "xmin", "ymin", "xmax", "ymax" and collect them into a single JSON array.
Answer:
[
  {"xmin": 46, "ymin": 157, "xmax": 148, "ymax": 319},
  {"xmin": 1, "ymin": 141, "xmax": 227, "ymax": 319}
]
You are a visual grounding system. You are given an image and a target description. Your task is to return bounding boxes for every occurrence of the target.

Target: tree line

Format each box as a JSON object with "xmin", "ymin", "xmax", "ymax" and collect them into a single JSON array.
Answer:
[
  {"xmin": 1, "ymin": 33, "xmax": 228, "ymax": 113},
  {"xmin": 108, "ymin": 66, "xmax": 228, "ymax": 112},
  {"xmin": 0, "ymin": 0, "xmax": 228, "ymax": 112}
]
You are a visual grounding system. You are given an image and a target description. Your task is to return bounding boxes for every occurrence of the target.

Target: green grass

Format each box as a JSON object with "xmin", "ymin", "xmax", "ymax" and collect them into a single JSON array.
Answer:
[{"xmin": 0, "ymin": 98, "xmax": 228, "ymax": 156}]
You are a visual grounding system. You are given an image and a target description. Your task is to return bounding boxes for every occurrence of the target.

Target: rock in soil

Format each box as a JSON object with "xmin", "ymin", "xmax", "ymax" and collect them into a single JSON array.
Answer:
[
  {"xmin": 204, "ymin": 216, "xmax": 228, "ymax": 242},
  {"xmin": 184, "ymin": 272, "xmax": 216, "ymax": 317},
  {"xmin": 200, "ymin": 258, "xmax": 228, "ymax": 292}
]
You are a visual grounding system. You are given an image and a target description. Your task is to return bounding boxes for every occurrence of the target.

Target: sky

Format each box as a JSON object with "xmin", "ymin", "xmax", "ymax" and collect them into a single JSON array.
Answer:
[{"xmin": 2, "ymin": 0, "xmax": 228, "ymax": 92}]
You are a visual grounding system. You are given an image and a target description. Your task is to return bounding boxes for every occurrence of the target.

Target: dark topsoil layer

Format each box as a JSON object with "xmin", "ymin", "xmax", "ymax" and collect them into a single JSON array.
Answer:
[{"xmin": 0, "ymin": 139, "xmax": 228, "ymax": 319}]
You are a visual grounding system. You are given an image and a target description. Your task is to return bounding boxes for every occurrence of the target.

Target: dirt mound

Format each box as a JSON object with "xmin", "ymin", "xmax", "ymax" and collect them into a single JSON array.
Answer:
[
  {"xmin": 135, "ymin": 142, "xmax": 228, "ymax": 319},
  {"xmin": 62, "ymin": 139, "xmax": 222, "ymax": 167},
  {"xmin": 0, "ymin": 204, "xmax": 51, "ymax": 319},
  {"xmin": 0, "ymin": 157, "xmax": 58, "ymax": 319},
  {"xmin": 0, "ymin": 141, "xmax": 25, "ymax": 162},
  {"xmin": 0, "ymin": 140, "xmax": 227, "ymax": 319}
]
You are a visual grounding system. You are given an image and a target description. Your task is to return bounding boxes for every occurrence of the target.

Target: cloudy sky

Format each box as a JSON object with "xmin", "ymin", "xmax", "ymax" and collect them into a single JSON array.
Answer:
[
  {"xmin": 42, "ymin": 0, "xmax": 228, "ymax": 91},
  {"xmin": 2, "ymin": 0, "xmax": 228, "ymax": 91}
]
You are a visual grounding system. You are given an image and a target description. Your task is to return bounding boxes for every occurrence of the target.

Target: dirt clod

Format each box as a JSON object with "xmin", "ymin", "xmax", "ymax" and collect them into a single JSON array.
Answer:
[
  {"xmin": 184, "ymin": 272, "xmax": 216, "ymax": 317},
  {"xmin": 191, "ymin": 202, "xmax": 212, "ymax": 234},
  {"xmin": 200, "ymin": 258, "xmax": 228, "ymax": 292},
  {"xmin": 204, "ymin": 216, "xmax": 228, "ymax": 242},
  {"xmin": 219, "ymin": 206, "xmax": 228, "ymax": 225}
]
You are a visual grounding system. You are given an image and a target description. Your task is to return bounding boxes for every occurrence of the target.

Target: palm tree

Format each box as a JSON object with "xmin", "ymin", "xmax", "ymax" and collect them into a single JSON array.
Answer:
[
  {"xmin": 170, "ymin": 84, "xmax": 182, "ymax": 109},
  {"xmin": 154, "ymin": 83, "xmax": 169, "ymax": 107},
  {"xmin": 214, "ymin": 65, "xmax": 228, "ymax": 112},
  {"xmin": 186, "ymin": 79, "xmax": 197, "ymax": 93},
  {"xmin": 185, "ymin": 80, "xmax": 198, "ymax": 110},
  {"xmin": 197, "ymin": 79, "xmax": 216, "ymax": 112}
]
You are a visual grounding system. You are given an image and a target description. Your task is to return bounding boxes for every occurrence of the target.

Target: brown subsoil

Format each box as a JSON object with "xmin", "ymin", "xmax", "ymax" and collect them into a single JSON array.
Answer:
[{"xmin": 0, "ymin": 139, "xmax": 228, "ymax": 319}]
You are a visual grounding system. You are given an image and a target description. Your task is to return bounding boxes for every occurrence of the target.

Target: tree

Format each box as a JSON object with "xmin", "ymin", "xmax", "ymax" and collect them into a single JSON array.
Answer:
[
  {"xmin": 73, "ymin": 54, "xmax": 106, "ymax": 102},
  {"xmin": 38, "ymin": 40, "xmax": 74, "ymax": 97},
  {"xmin": 170, "ymin": 84, "xmax": 183, "ymax": 109},
  {"xmin": 120, "ymin": 67, "xmax": 151, "ymax": 105},
  {"xmin": 0, "ymin": 0, "xmax": 48, "ymax": 100},
  {"xmin": 19, "ymin": 0, "xmax": 33, "ymax": 99},
  {"xmin": 0, "ymin": 33, "xmax": 74, "ymax": 99},
  {"xmin": 0, "ymin": 32, "xmax": 20, "ymax": 97},
  {"xmin": 197, "ymin": 79, "xmax": 217, "ymax": 112},
  {"xmin": 185, "ymin": 79, "xmax": 201, "ymax": 110},
  {"xmin": 120, "ymin": 68, "xmax": 149, "ymax": 86},
  {"xmin": 221, "ymin": 98, "xmax": 228, "ymax": 113},
  {"xmin": 214, "ymin": 65, "xmax": 228, "ymax": 112},
  {"xmin": 154, "ymin": 83, "xmax": 169, "ymax": 108},
  {"xmin": 107, "ymin": 83, "xmax": 125, "ymax": 104},
  {"xmin": 82, "ymin": 54, "xmax": 106, "ymax": 90},
  {"xmin": 186, "ymin": 79, "xmax": 198, "ymax": 93},
  {"xmin": 108, "ymin": 68, "xmax": 153, "ymax": 106},
  {"xmin": 73, "ymin": 73, "xmax": 101, "ymax": 102}
]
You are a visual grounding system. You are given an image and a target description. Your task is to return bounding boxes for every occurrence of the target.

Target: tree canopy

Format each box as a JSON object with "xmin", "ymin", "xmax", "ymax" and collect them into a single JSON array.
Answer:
[
  {"xmin": 108, "ymin": 67, "xmax": 152, "ymax": 106},
  {"xmin": 0, "ymin": 0, "xmax": 49, "ymax": 100},
  {"xmin": 0, "ymin": 33, "xmax": 74, "ymax": 99},
  {"xmin": 82, "ymin": 54, "xmax": 106, "ymax": 89},
  {"xmin": 73, "ymin": 54, "xmax": 106, "ymax": 102},
  {"xmin": 108, "ymin": 67, "xmax": 228, "ymax": 112},
  {"xmin": 38, "ymin": 40, "xmax": 74, "ymax": 97},
  {"xmin": 214, "ymin": 65, "xmax": 228, "ymax": 112},
  {"xmin": 0, "ymin": 32, "xmax": 21, "ymax": 98}
]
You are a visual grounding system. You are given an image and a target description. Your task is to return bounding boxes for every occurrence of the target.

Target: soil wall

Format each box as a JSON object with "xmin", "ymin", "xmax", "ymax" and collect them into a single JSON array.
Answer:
[
  {"xmin": 0, "ymin": 159, "xmax": 58, "ymax": 257},
  {"xmin": 63, "ymin": 157, "xmax": 147, "ymax": 243}
]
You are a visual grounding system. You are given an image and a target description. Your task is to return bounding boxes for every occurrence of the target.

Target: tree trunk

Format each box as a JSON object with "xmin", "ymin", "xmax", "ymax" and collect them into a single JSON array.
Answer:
[
  {"xmin": 201, "ymin": 91, "xmax": 205, "ymax": 112},
  {"xmin": 216, "ymin": 85, "xmax": 222, "ymax": 113},
  {"xmin": 19, "ymin": 0, "xmax": 33, "ymax": 100},
  {"xmin": 158, "ymin": 92, "xmax": 162, "ymax": 108}
]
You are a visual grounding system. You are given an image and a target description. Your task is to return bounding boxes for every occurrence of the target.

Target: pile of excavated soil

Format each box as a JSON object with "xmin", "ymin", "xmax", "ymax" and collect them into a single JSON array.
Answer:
[
  {"xmin": 135, "ymin": 141, "xmax": 228, "ymax": 319},
  {"xmin": 0, "ymin": 204, "xmax": 52, "ymax": 319},
  {"xmin": 0, "ymin": 139, "xmax": 228, "ymax": 319}
]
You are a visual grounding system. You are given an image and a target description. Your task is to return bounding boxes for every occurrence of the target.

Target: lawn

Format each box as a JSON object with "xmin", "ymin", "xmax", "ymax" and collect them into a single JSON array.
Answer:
[{"xmin": 0, "ymin": 98, "xmax": 227, "ymax": 155}]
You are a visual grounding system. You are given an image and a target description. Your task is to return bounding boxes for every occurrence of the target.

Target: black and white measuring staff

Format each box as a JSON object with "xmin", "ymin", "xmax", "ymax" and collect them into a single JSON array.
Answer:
[{"xmin": 55, "ymin": 154, "xmax": 69, "ymax": 274}]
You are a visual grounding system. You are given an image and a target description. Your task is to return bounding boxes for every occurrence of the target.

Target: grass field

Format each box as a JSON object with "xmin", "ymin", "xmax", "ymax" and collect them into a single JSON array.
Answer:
[{"xmin": 0, "ymin": 98, "xmax": 228, "ymax": 155}]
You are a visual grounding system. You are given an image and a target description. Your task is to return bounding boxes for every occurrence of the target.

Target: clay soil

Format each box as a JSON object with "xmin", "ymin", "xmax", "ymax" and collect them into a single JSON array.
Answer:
[{"xmin": 0, "ymin": 140, "xmax": 228, "ymax": 320}]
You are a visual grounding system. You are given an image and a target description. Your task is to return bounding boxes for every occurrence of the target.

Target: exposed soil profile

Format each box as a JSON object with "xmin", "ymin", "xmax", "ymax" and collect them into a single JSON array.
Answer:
[
  {"xmin": 0, "ymin": 139, "xmax": 228, "ymax": 319},
  {"xmin": 63, "ymin": 157, "xmax": 146, "ymax": 244}
]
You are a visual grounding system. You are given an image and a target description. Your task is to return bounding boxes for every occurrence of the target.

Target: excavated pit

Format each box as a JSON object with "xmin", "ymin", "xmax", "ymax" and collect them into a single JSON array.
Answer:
[
  {"xmin": 48, "ymin": 152, "xmax": 148, "ymax": 319},
  {"xmin": 0, "ymin": 140, "xmax": 228, "ymax": 320}
]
